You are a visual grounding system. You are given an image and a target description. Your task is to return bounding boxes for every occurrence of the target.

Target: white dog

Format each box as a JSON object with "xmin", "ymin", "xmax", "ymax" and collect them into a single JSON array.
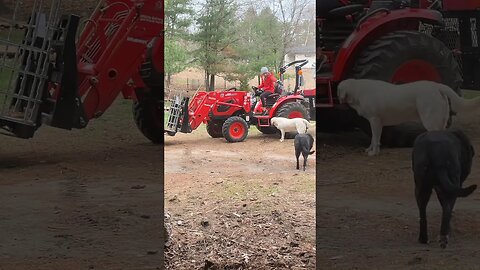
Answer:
[
  {"xmin": 337, "ymin": 79, "xmax": 480, "ymax": 156},
  {"xmin": 270, "ymin": 117, "xmax": 310, "ymax": 142}
]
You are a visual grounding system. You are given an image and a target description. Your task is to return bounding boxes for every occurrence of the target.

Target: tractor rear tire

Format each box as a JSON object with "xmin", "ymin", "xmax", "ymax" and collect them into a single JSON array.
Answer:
[
  {"xmin": 206, "ymin": 120, "xmax": 224, "ymax": 138},
  {"xmin": 133, "ymin": 97, "xmax": 163, "ymax": 144},
  {"xmin": 352, "ymin": 30, "xmax": 462, "ymax": 147},
  {"xmin": 222, "ymin": 116, "xmax": 249, "ymax": 143},
  {"xmin": 275, "ymin": 101, "xmax": 310, "ymax": 139}
]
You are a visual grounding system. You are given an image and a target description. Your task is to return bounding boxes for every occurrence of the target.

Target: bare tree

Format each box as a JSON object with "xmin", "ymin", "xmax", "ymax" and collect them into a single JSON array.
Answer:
[{"xmin": 273, "ymin": 0, "xmax": 310, "ymax": 65}]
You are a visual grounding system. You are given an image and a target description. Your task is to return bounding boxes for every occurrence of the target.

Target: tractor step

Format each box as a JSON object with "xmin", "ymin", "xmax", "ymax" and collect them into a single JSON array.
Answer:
[
  {"xmin": 316, "ymin": 103, "xmax": 335, "ymax": 108},
  {"xmin": 317, "ymin": 74, "xmax": 335, "ymax": 108},
  {"xmin": 255, "ymin": 115, "xmax": 271, "ymax": 127}
]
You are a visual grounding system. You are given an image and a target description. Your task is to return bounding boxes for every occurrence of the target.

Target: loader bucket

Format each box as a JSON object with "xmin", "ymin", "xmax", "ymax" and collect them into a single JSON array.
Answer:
[
  {"xmin": 165, "ymin": 95, "xmax": 189, "ymax": 136},
  {"xmin": 0, "ymin": 0, "xmax": 80, "ymax": 138}
]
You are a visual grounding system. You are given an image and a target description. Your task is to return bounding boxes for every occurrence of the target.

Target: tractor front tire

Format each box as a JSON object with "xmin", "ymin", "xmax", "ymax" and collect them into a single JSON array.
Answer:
[
  {"xmin": 353, "ymin": 30, "xmax": 462, "ymax": 147},
  {"xmin": 133, "ymin": 97, "xmax": 164, "ymax": 144},
  {"xmin": 275, "ymin": 101, "xmax": 310, "ymax": 139},
  {"xmin": 222, "ymin": 116, "xmax": 249, "ymax": 143},
  {"xmin": 206, "ymin": 120, "xmax": 224, "ymax": 138}
]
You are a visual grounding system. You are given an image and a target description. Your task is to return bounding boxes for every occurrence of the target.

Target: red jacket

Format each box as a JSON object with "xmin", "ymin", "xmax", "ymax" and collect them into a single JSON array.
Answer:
[{"xmin": 258, "ymin": 72, "xmax": 277, "ymax": 93}]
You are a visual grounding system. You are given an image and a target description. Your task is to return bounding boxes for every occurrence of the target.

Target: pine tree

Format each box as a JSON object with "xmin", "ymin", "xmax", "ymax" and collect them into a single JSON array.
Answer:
[
  {"xmin": 192, "ymin": 0, "xmax": 237, "ymax": 91},
  {"xmin": 165, "ymin": 0, "xmax": 194, "ymax": 89}
]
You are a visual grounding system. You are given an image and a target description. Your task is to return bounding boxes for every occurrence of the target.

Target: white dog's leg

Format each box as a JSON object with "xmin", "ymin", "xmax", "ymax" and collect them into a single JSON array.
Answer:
[
  {"xmin": 365, "ymin": 145, "xmax": 373, "ymax": 153},
  {"xmin": 280, "ymin": 129, "xmax": 285, "ymax": 142},
  {"xmin": 368, "ymin": 118, "xmax": 382, "ymax": 156}
]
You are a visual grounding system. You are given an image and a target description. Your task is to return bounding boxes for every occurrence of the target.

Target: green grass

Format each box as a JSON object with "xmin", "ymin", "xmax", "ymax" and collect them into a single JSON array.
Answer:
[
  {"xmin": 0, "ymin": 69, "xmax": 8, "ymax": 89},
  {"xmin": 219, "ymin": 179, "xmax": 281, "ymax": 200},
  {"xmin": 462, "ymin": 89, "xmax": 480, "ymax": 99},
  {"xmin": 293, "ymin": 174, "xmax": 316, "ymax": 193},
  {"xmin": 0, "ymin": 29, "xmax": 26, "ymax": 43}
]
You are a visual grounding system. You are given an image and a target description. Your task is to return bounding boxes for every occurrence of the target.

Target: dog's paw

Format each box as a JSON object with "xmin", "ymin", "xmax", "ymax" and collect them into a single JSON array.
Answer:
[
  {"xmin": 367, "ymin": 150, "xmax": 379, "ymax": 156},
  {"xmin": 364, "ymin": 146, "xmax": 373, "ymax": 153},
  {"xmin": 280, "ymin": 139, "xmax": 284, "ymax": 142},
  {"xmin": 418, "ymin": 236, "xmax": 429, "ymax": 244},
  {"xmin": 439, "ymin": 235, "xmax": 449, "ymax": 249}
]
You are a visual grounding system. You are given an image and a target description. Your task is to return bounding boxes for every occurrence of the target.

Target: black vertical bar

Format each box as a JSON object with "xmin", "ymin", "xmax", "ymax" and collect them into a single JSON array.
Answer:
[{"xmin": 50, "ymin": 14, "xmax": 87, "ymax": 129}]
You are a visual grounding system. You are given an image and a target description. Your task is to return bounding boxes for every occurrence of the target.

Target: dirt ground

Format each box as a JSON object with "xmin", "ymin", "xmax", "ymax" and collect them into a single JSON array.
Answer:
[
  {"xmin": 0, "ymin": 99, "xmax": 163, "ymax": 270},
  {"xmin": 318, "ymin": 113, "xmax": 480, "ymax": 269},
  {"xmin": 164, "ymin": 127, "xmax": 316, "ymax": 269}
]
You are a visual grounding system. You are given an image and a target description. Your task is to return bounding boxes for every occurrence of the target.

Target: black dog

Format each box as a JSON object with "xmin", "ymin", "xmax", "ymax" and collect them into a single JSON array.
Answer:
[
  {"xmin": 294, "ymin": 133, "xmax": 315, "ymax": 171},
  {"xmin": 412, "ymin": 129, "xmax": 477, "ymax": 248}
]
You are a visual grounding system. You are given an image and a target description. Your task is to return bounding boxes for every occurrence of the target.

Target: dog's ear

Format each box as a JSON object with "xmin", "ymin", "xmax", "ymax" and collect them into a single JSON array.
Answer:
[
  {"xmin": 337, "ymin": 79, "xmax": 354, "ymax": 104},
  {"xmin": 271, "ymin": 118, "xmax": 277, "ymax": 127}
]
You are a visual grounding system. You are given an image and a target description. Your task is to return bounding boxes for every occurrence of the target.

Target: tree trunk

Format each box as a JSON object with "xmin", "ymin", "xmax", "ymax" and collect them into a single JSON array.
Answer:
[
  {"xmin": 205, "ymin": 70, "xmax": 210, "ymax": 91},
  {"xmin": 209, "ymin": 74, "xmax": 215, "ymax": 91},
  {"xmin": 166, "ymin": 73, "xmax": 172, "ymax": 92}
]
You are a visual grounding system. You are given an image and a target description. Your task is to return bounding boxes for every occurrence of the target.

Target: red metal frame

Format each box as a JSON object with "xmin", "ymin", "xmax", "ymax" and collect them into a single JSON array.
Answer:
[
  {"xmin": 252, "ymin": 95, "xmax": 306, "ymax": 117},
  {"xmin": 442, "ymin": 0, "xmax": 480, "ymax": 11},
  {"xmin": 75, "ymin": 0, "xmax": 164, "ymax": 120}
]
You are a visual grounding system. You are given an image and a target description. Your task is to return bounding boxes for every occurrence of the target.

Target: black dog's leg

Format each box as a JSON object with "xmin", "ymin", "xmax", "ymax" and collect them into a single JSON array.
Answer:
[
  {"xmin": 296, "ymin": 151, "xmax": 300, "ymax": 170},
  {"xmin": 437, "ymin": 194, "xmax": 456, "ymax": 249},
  {"xmin": 303, "ymin": 153, "xmax": 308, "ymax": 171},
  {"xmin": 416, "ymin": 186, "xmax": 432, "ymax": 244}
]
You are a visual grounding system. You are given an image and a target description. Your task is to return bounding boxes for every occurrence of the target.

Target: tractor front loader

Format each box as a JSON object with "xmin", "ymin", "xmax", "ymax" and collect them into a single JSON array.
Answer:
[
  {"xmin": 318, "ymin": 0, "xmax": 480, "ymax": 146},
  {"xmin": 0, "ymin": 0, "xmax": 164, "ymax": 143}
]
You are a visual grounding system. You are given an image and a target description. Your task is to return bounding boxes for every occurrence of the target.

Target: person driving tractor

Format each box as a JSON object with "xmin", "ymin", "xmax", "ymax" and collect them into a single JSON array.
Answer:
[{"xmin": 258, "ymin": 67, "xmax": 278, "ymax": 110}]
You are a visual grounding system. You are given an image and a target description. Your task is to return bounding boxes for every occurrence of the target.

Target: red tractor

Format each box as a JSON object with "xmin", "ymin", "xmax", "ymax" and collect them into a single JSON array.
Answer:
[
  {"xmin": 165, "ymin": 59, "xmax": 315, "ymax": 142},
  {"xmin": 318, "ymin": 0, "xmax": 478, "ymax": 146},
  {"xmin": 165, "ymin": 89, "xmax": 253, "ymax": 142},
  {"xmin": 0, "ymin": 0, "xmax": 164, "ymax": 143}
]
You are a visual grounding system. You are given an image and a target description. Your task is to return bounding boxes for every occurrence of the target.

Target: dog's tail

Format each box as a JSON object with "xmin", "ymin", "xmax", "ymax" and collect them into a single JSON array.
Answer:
[
  {"xmin": 436, "ymin": 83, "xmax": 480, "ymax": 114},
  {"xmin": 437, "ymin": 172, "xmax": 477, "ymax": 197},
  {"xmin": 302, "ymin": 145, "xmax": 315, "ymax": 156},
  {"xmin": 302, "ymin": 118, "xmax": 311, "ymax": 127}
]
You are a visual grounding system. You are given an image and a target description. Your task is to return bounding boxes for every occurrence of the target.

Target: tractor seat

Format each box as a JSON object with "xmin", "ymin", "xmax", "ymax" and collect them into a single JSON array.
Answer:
[
  {"xmin": 267, "ymin": 93, "xmax": 281, "ymax": 102},
  {"xmin": 329, "ymin": 4, "xmax": 364, "ymax": 17},
  {"xmin": 265, "ymin": 93, "xmax": 281, "ymax": 107},
  {"xmin": 319, "ymin": 0, "xmax": 344, "ymax": 17}
]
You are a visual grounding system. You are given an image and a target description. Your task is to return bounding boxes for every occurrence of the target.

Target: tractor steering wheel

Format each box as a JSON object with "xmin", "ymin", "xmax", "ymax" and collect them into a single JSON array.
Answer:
[
  {"xmin": 224, "ymin": 87, "xmax": 237, "ymax": 91},
  {"xmin": 251, "ymin": 86, "xmax": 263, "ymax": 96}
]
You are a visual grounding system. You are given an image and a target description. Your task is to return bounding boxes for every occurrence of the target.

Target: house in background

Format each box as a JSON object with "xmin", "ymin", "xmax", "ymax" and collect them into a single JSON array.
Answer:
[{"xmin": 283, "ymin": 45, "xmax": 316, "ymax": 69}]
